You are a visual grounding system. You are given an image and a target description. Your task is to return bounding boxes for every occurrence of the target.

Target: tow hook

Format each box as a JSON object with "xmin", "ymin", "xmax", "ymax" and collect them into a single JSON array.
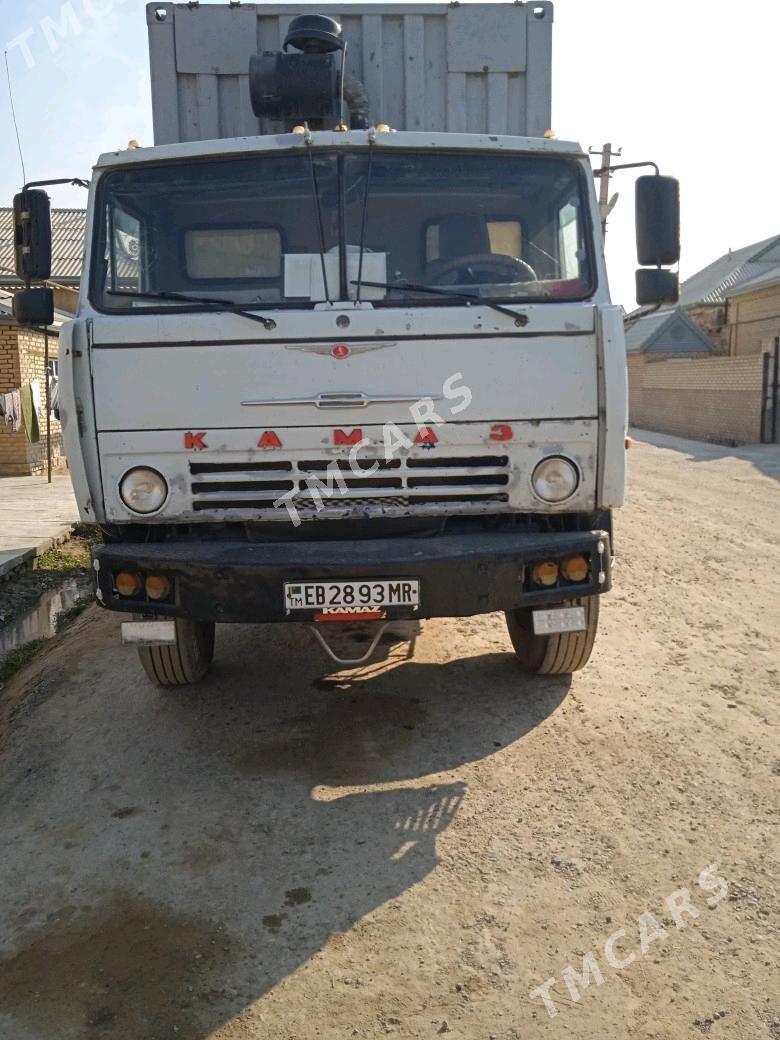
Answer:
[{"xmin": 307, "ymin": 621, "xmax": 393, "ymax": 666}]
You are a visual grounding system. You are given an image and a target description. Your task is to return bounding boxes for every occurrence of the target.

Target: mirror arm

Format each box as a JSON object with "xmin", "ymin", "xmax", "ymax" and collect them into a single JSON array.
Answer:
[
  {"xmin": 624, "ymin": 302, "xmax": 661, "ymax": 330},
  {"xmin": 592, "ymin": 160, "xmax": 659, "ymax": 178},
  {"xmin": 21, "ymin": 176, "xmax": 89, "ymax": 192}
]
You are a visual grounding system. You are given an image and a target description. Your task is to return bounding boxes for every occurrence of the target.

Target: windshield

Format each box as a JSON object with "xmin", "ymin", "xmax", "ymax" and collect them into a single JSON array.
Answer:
[{"xmin": 91, "ymin": 149, "xmax": 594, "ymax": 311}]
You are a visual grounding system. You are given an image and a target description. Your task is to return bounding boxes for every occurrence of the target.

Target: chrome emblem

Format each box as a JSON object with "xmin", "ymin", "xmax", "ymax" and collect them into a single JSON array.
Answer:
[{"xmin": 284, "ymin": 341, "xmax": 397, "ymax": 357}]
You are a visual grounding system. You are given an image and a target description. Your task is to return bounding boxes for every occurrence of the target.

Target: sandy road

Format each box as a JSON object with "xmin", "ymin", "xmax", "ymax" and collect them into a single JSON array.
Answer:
[{"xmin": 0, "ymin": 430, "xmax": 778, "ymax": 1040}]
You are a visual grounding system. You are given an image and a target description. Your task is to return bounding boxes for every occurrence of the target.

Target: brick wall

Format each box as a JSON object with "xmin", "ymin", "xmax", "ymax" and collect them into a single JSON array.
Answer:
[
  {"xmin": 687, "ymin": 304, "xmax": 729, "ymax": 353},
  {"xmin": 0, "ymin": 324, "xmax": 64, "ymax": 476},
  {"xmin": 0, "ymin": 326, "xmax": 21, "ymax": 389},
  {"xmin": 0, "ymin": 325, "xmax": 25, "ymax": 475},
  {"xmin": 628, "ymin": 353, "xmax": 766, "ymax": 445},
  {"xmin": 726, "ymin": 284, "xmax": 780, "ymax": 356}
]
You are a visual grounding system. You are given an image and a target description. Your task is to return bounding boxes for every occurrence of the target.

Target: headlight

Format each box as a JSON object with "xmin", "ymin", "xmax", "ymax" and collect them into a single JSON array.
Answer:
[
  {"xmin": 531, "ymin": 456, "xmax": 579, "ymax": 503},
  {"xmin": 119, "ymin": 467, "xmax": 168, "ymax": 514}
]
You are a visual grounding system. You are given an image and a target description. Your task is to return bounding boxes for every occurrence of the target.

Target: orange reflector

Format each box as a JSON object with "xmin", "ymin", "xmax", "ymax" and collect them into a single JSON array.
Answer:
[
  {"xmin": 115, "ymin": 571, "xmax": 142, "ymax": 597},
  {"xmin": 145, "ymin": 575, "xmax": 171, "ymax": 601},
  {"xmin": 561, "ymin": 555, "xmax": 589, "ymax": 583},
  {"xmin": 531, "ymin": 561, "xmax": 559, "ymax": 587},
  {"xmin": 625, "ymin": 436, "xmax": 634, "ymax": 449}
]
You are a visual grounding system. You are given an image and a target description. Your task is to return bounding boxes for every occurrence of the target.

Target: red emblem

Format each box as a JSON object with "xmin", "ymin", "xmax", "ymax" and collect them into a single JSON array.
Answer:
[
  {"xmin": 490, "ymin": 424, "xmax": 513, "ymax": 442},
  {"xmin": 184, "ymin": 432, "xmax": 207, "ymax": 451},
  {"xmin": 257, "ymin": 431, "xmax": 282, "ymax": 449},
  {"xmin": 414, "ymin": 427, "xmax": 438, "ymax": 445},
  {"xmin": 331, "ymin": 344, "xmax": 350, "ymax": 359},
  {"xmin": 334, "ymin": 428, "xmax": 363, "ymax": 446}
]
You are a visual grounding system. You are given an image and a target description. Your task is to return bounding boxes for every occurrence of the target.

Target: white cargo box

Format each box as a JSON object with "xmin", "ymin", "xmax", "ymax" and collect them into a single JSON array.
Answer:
[{"xmin": 147, "ymin": 1, "xmax": 553, "ymax": 144}]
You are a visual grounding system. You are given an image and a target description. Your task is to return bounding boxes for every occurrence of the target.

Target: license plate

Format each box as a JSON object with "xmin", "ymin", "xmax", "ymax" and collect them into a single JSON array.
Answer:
[
  {"xmin": 532, "ymin": 606, "xmax": 587, "ymax": 635},
  {"xmin": 284, "ymin": 579, "xmax": 420, "ymax": 613},
  {"xmin": 121, "ymin": 620, "xmax": 176, "ymax": 646}
]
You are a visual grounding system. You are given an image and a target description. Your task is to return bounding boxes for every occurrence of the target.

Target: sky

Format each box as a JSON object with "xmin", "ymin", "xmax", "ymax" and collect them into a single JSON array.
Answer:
[{"xmin": 1, "ymin": 0, "xmax": 778, "ymax": 308}]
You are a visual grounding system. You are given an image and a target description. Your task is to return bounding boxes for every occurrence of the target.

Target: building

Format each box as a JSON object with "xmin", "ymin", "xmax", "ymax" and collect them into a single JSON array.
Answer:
[
  {"xmin": 0, "ymin": 292, "xmax": 69, "ymax": 476},
  {"xmin": 625, "ymin": 234, "xmax": 780, "ymax": 357},
  {"xmin": 624, "ymin": 241, "xmax": 780, "ymax": 446},
  {"xmin": 623, "ymin": 306, "xmax": 765, "ymax": 446},
  {"xmin": 723, "ymin": 262, "xmax": 780, "ymax": 357},
  {"xmin": 0, "ymin": 208, "xmax": 86, "ymax": 477},
  {"xmin": 625, "ymin": 306, "xmax": 716, "ymax": 357},
  {"xmin": 677, "ymin": 234, "xmax": 780, "ymax": 355}
]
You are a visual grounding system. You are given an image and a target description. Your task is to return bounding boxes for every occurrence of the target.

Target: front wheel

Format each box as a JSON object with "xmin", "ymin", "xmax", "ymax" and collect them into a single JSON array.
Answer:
[
  {"xmin": 137, "ymin": 617, "xmax": 215, "ymax": 687},
  {"xmin": 504, "ymin": 596, "xmax": 599, "ymax": 675}
]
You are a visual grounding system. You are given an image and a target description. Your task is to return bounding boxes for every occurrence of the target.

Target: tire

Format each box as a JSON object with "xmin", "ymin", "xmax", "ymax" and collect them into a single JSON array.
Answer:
[
  {"xmin": 504, "ymin": 596, "xmax": 599, "ymax": 675},
  {"xmin": 137, "ymin": 617, "xmax": 215, "ymax": 687}
]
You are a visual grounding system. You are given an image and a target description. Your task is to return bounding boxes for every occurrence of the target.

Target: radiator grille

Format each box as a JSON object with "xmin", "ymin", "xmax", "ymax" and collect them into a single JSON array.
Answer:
[{"xmin": 189, "ymin": 454, "xmax": 510, "ymax": 517}]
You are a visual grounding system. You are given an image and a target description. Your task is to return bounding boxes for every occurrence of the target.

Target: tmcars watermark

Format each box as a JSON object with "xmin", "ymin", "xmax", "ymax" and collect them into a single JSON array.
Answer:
[
  {"xmin": 528, "ymin": 863, "xmax": 729, "ymax": 1018},
  {"xmin": 273, "ymin": 372, "xmax": 473, "ymax": 527},
  {"xmin": 6, "ymin": 0, "xmax": 126, "ymax": 70}
]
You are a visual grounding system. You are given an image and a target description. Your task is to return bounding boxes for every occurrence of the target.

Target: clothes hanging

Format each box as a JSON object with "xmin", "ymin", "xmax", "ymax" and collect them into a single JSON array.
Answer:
[
  {"xmin": 8, "ymin": 389, "xmax": 22, "ymax": 433},
  {"xmin": 48, "ymin": 373, "xmax": 60, "ymax": 421},
  {"xmin": 20, "ymin": 385, "xmax": 40, "ymax": 443},
  {"xmin": 30, "ymin": 378, "xmax": 43, "ymax": 417}
]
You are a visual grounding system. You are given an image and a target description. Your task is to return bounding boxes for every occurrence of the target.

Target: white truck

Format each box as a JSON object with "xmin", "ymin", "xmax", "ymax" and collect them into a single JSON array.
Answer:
[{"xmin": 11, "ymin": 2, "xmax": 679, "ymax": 685}]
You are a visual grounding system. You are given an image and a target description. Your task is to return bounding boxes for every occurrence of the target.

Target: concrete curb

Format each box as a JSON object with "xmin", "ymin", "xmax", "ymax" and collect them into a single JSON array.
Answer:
[{"xmin": 0, "ymin": 524, "xmax": 78, "ymax": 581}]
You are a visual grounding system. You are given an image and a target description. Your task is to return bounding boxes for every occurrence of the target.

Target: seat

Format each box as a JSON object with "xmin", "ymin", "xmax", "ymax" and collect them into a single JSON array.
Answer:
[
  {"xmin": 426, "ymin": 215, "xmax": 492, "ymax": 284},
  {"xmin": 437, "ymin": 214, "xmax": 491, "ymax": 260}
]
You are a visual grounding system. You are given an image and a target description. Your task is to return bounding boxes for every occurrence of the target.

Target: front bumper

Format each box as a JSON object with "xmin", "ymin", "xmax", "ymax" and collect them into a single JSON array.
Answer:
[{"xmin": 93, "ymin": 529, "xmax": 611, "ymax": 624}]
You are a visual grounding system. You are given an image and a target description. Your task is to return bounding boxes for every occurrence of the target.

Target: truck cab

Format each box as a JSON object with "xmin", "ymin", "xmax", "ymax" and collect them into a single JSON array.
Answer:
[{"xmin": 10, "ymin": 3, "xmax": 679, "ymax": 684}]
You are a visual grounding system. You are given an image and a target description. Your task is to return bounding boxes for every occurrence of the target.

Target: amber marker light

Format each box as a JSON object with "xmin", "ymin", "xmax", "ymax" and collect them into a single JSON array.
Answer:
[
  {"xmin": 145, "ymin": 575, "xmax": 172, "ymax": 601},
  {"xmin": 532, "ymin": 561, "xmax": 559, "ymax": 587},
  {"xmin": 561, "ymin": 555, "xmax": 589, "ymax": 583},
  {"xmin": 115, "ymin": 572, "xmax": 142, "ymax": 597}
]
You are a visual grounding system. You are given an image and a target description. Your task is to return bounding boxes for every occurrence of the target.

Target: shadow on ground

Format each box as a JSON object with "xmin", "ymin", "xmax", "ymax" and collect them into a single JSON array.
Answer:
[
  {"xmin": 631, "ymin": 425, "xmax": 780, "ymax": 483},
  {"xmin": 0, "ymin": 616, "xmax": 569, "ymax": 1039}
]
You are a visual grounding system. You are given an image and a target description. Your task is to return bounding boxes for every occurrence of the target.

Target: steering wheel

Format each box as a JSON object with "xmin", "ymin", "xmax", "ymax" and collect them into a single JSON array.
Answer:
[{"xmin": 428, "ymin": 252, "xmax": 538, "ymax": 286}]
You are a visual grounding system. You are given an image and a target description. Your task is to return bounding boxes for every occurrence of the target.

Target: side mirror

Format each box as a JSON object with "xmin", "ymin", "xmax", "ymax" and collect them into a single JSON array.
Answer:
[
  {"xmin": 636, "ymin": 268, "xmax": 679, "ymax": 307},
  {"xmin": 12, "ymin": 287, "xmax": 54, "ymax": 327},
  {"xmin": 635, "ymin": 175, "xmax": 680, "ymax": 267},
  {"xmin": 13, "ymin": 189, "xmax": 52, "ymax": 280}
]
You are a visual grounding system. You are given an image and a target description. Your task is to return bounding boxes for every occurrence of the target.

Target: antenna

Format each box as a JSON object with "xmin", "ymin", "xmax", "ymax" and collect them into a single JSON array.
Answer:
[{"xmin": 4, "ymin": 49, "xmax": 26, "ymax": 184}]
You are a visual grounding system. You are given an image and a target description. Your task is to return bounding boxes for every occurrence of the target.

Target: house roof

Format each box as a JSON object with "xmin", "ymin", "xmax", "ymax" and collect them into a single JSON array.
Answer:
[
  {"xmin": 625, "ymin": 309, "xmax": 671, "ymax": 351},
  {"xmin": 0, "ymin": 207, "xmax": 87, "ymax": 285},
  {"xmin": 625, "ymin": 306, "xmax": 715, "ymax": 354},
  {"xmin": 727, "ymin": 261, "xmax": 780, "ymax": 298},
  {"xmin": 679, "ymin": 234, "xmax": 780, "ymax": 306}
]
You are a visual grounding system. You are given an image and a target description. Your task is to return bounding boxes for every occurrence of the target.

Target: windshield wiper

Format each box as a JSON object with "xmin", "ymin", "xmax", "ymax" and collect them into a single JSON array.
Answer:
[
  {"xmin": 106, "ymin": 289, "xmax": 277, "ymax": 329},
  {"xmin": 350, "ymin": 279, "xmax": 529, "ymax": 324},
  {"xmin": 354, "ymin": 147, "xmax": 374, "ymax": 304},
  {"xmin": 305, "ymin": 136, "xmax": 333, "ymax": 305}
]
